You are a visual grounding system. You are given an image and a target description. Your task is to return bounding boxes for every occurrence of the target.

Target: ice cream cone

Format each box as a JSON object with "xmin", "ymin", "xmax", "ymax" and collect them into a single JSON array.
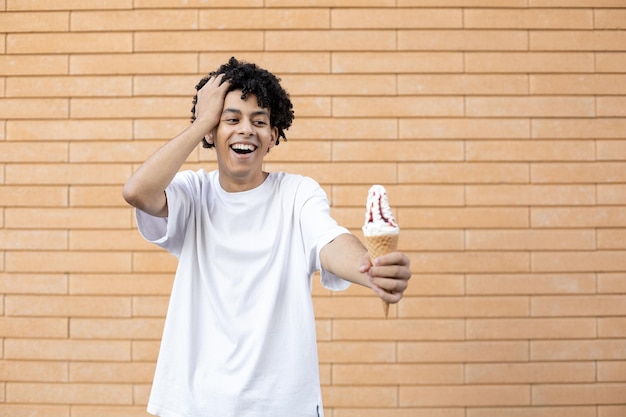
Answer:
[{"xmin": 364, "ymin": 234, "xmax": 398, "ymax": 319}]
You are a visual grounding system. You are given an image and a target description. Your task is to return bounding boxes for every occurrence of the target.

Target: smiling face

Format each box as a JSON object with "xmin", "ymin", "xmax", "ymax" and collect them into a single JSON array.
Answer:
[{"xmin": 209, "ymin": 90, "xmax": 278, "ymax": 192}]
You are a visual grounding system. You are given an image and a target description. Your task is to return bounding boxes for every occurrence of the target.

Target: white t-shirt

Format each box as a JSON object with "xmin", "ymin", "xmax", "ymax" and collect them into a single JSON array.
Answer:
[{"xmin": 136, "ymin": 170, "xmax": 351, "ymax": 417}]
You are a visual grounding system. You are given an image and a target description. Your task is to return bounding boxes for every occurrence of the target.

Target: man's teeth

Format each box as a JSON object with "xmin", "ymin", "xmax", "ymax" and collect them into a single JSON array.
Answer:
[{"xmin": 231, "ymin": 143, "xmax": 257, "ymax": 153}]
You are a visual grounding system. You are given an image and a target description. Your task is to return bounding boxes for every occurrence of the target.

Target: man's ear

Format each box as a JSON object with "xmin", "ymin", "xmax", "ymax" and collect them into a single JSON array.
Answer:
[
  {"xmin": 205, "ymin": 130, "xmax": 214, "ymax": 145},
  {"xmin": 270, "ymin": 126, "xmax": 278, "ymax": 148}
]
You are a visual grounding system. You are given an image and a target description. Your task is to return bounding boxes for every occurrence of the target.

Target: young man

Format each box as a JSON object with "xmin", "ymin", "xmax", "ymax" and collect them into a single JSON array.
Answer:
[{"xmin": 123, "ymin": 57, "xmax": 411, "ymax": 417}]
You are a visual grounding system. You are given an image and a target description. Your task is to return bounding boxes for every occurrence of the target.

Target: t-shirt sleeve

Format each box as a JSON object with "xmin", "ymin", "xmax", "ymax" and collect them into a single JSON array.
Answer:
[
  {"xmin": 135, "ymin": 171, "xmax": 197, "ymax": 258},
  {"xmin": 297, "ymin": 177, "xmax": 352, "ymax": 291}
]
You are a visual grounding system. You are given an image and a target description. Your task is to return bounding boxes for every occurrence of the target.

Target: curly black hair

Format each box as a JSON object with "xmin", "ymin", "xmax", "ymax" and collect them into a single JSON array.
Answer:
[{"xmin": 191, "ymin": 57, "xmax": 294, "ymax": 149}]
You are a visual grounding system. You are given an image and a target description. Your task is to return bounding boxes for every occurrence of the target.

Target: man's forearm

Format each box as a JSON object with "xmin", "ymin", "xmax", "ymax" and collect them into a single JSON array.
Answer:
[{"xmin": 320, "ymin": 233, "xmax": 374, "ymax": 289}]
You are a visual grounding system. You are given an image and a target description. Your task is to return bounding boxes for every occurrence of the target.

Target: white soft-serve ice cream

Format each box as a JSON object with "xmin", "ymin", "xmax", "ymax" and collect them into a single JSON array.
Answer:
[{"xmin": 362, "ymin": 185, "xmax": 400, "ymax": 318}]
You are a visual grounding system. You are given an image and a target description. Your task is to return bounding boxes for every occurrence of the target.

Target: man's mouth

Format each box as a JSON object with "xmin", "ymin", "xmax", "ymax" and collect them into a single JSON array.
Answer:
[{"xmin": 230, "ymin": 143, "xmax": 257, "ymax": 154}]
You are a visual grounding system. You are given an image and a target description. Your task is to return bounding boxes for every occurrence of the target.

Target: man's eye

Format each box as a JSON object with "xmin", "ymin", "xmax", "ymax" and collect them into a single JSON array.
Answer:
[{"xmin": 253, "ymin": 120, "xmax": 267, "ymax": 126}]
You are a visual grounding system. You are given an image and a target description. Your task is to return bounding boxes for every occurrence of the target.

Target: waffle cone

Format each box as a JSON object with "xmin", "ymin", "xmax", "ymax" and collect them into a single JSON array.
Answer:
[{"xmin": 364, "ymin": 234, "xmax": 399, "ymax": 319}]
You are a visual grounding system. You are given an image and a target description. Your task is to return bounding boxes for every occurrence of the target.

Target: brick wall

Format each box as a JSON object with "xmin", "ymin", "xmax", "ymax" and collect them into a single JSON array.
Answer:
[{"xmin": 1, "ymin": 1, "xmax": 625, "ymax": 416}]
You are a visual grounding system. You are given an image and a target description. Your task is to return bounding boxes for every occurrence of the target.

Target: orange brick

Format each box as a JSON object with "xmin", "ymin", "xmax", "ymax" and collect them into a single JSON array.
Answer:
[
  {"xmin": 69, "ymin": 185, "xmax": 128, "ymax": 207},
  {"xmin": 332, "ymin": 8, "xmax": 461, "ymax": 29},
  {"xmin": 399, "ymin": 29, "xmax": 528, "ymax": 51},
  {"xmin": 7, "ymin": 32, "xmax": 132, "ymax": 54},
  {"xmin": 0, "ymin": 142, "xmax": 68, "ymax": 163},
  {"xmin": 598, "ymin": 273, "xmax": 626, "ymax": 294},
  {"xmin": 132, "ymin": 74, "xmax": 199, "ymax": 96},
  {"xmin": 133, "ymin": 118, "xmax": 189, "ymax": 140},
  {"xmin": 531, "ymin": 162, "xmax": 626, "ymax": 183},
  {"xmin": 400, "ymin": 296, "xmax": 529, "ymax": 318},
  {"xmin": 533, "ymin": 295, "xmax": 626, "ymax": 317},
  {"xmin": 132, "ymin": 252, "xmax": 177, "ymax": 273},
  {"xmin": 332, "ymin": 52, "xmax": 464, "ymax": 73},
  {"xmin": 0, "ymin": 55, "xmax": 68, "ymax": 76},
  {"xmin": 289, "ymin": 97, "xmax": 331, "ymax": 117},
  {"xmin": 70, "ymin": 140, "xmax": 170, "ymax": 163},
  {"xmin": 317, "ymin": 341, "xmax": 395, "ymax": 364},
  {"xmin": 468, "ymin": 407, "xmax": 596, "ymax": 417},
  {"xmin": 401, "ymin": 385, "xmax": 530, "ymax": 407},
  {"xmin": 388, "ymin": 341, "xmax": 527, "ymax": 363},
  {"xmin": 267, "ymin": 30, "xmax": 395, "ymax": 51},
  {"xmin": 0, "ymin": 230, "xmax": 68, "ymax": 250},
  {"xmin": 0, "ymin": 360, "xmax": 68, "ymax": 382},
  {"xmin": 532, "ymin": 339, "xmax": 626, "ymax": 361},
  {"xmin": 200, "ymin": 8, "xmax": 328, "ymax": 29},
  {"xmin": 0, "ymin": 273, "xmax": 68, "ymax": 294},
  {"xmin": 0, "ymin": 317, "xmax": 67, "ymax": 338},
  {"xmin": 6, "ymin": 295, "xmax": 131, "ymax": 317},
  {"xmin": 401, "ymin": 207, "xmax": 529, "ymax": 229},
  {"xmin": 70, "ymin": 53, "xmax": 198, "ymax": 75},
  {"xmin": 314, "ymin": 296, "xmax": 392, "ymax": 319},
  {"xmin": 533, "ymin": 118, "xmax": 626, "ymax": 139},
  {"xmin": 131, "ymin": 340, "xmax": 160, "ymax": 362},
  {"xmin": 467, "ymin": 140, "xmax": 595, "ymax": 161},
  {"xmin": 135, "ymin": 30, "xmax": 263, "ymax": 52},
  {"xmin": 598, "ymin": 97, "xmax": 626, "ymax": 117},
  {"xmin": 600, "ymin": 406, "xmax": 626, "ymax": 417},
  {"xmin": 465, "ymin": 9, "xmax": 592, "ymax": 29},
  {"xmin": 333, "ymin": 363, "xmax": 463, "ymax": 385},
  {"xmin": 70, "ymin": 362, "xmax": 155, "ymax": 383},
  {"xmin": 531, "ymin": 74, "xmax": 626, "ymax": 94},
  {"xmin": 598, "ymin": 361, "xmax": 626, "ymax": 382},
  {"xmin": 466, "ymin": 184, "xmax": 596, "ymax": 206},
  {"xmin": 134, "ymin": 0, "xmax": 260, "ymax": 7},
  {"xmin": 466, "ymin": 362, "xmax": 595, "ymax": 384},
  {"xmin": 5, "ymin": 208, "xmax": 130, "ymax": 229},
  {"xmin": 334, "ymin": 96, "xmax": 463, "ymax": 117},
  {"xmin": 532, "ymin": 207, "xmax": 626, "ymax": 228},
  {"xmin": 598, "ymin": 140, "xmax": 626, "ymax": 161},
  {"xmin": 333, "ymin": 319, "xmax": 464, "ymax": 341},
  {"xmin": 289, "ymin": 118, "xmax": 397, "ymax": 140},
  {"xmin": 6, "ymin": 75, "xmax": 132, "ymax": 98},
  {"xmin": 467, "ymin": 96, "xmax": 594, "ymax": 117},
  {"xmin": 465, "ymin": 52, "xmax": 594, "ymax": 73},
  {"xmin": 71, "ymin": 97, "xmax": 188, "ymax": 118},
  {"xmin": 200, "ymin": 51, "xmax": 331, "ymax": 74},
  {"xmin": 401, "ymin": 118, "xmax": 530, "ymax": 139},
  {"xmin": 69, "ymin": 273, "xmax": 173, "ymax": 295},
  {"xmin": 595, "ymin": 9, "xmax": 626, "ymax": 28},
  {"xmin": 531, "ymin": 30, "xmax": 626, "ymax": 51},
  {"xmin": 0, "ymin": 11, "xmax": 68, "ymax": 32},
  {"xmin": 70, "ymin": 9, "xmax": 198, "ymax": 31},
  {"xmin": 332, "ymin": 140, "xmax": 463, "ymax": 162},
  {"xmin": 7, "ymin": 0, "xmax": 133, "ymax": 10},
  {"xmin": 467, "ymin": 318, "xmax": 596, "ymax": 340},
  {"xmin": 70, "ymin": 406, "xmax": 147, "ymax": 417},
  {"xmin": 69, "ymin": 230, "xmax": 151, "ymax": 251},
  {"xmin": 133, "ymin": 383, "xmax": 151, "ymax": 405},
  {"xmin": 281, "ymin": 74, "xmax": 395, "ymax": 95},
  {"xmin": 5, "ymin": 251, "xmax": 131, "ymax": 273},
  {"xmin": 7, "ymin": 119, "xmax": 132, "ymax": 140},
  {"xmin": 0, "ymin": 405, "xmax": 69, "ymax": 417},
  {"xmin": 399, "ymin": 74, "xmax": 528, "ymax": 95},
  {"xmin": 411, "ymin": 251, "xmax": 529, "ymax": 274},
  {"xmin": 402, "ymin": 274, "xmax": 464, "ymax": 296},
  {"xmin": 322, "ymin": 386, "xmax": 397, "ymax": 408},
  {"xmin": 336, "ymin": 409, "xmax": 463, "ymax": 417},
  {"xmin": 5, "ymin": 163, "xmax": 131, "ymax": 185},
  {"xmin": 466, "ymin": 229, "xmax": 595, "ymax": 251},
  {"xmin": 6, "ymin": 382, "xmax": 133, "ymax": 405},
  {"xmin": 399, "ymin": 162, "xmax": 529, "ymax": 184},
  {"xmin": 599, "ymin": 318, "xmax": 626, "ymax": 338},
  {"xmin": 132, "ymin": 296, "xmax": 168, "ymax": 317},
  {"xmin": 532, "ymin": 383, "xmax": 626, "ymax": 406},
  {"xmin": 0, "ymin": 98, "xmax": 68, "ymax": 119},
  {"xmin": 70, "ymin": 318, "xmax": 164, "ymax": 339},
  {"xmin": 5, "ymin": 338, "xmax": 130, "ymax": 361}
]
